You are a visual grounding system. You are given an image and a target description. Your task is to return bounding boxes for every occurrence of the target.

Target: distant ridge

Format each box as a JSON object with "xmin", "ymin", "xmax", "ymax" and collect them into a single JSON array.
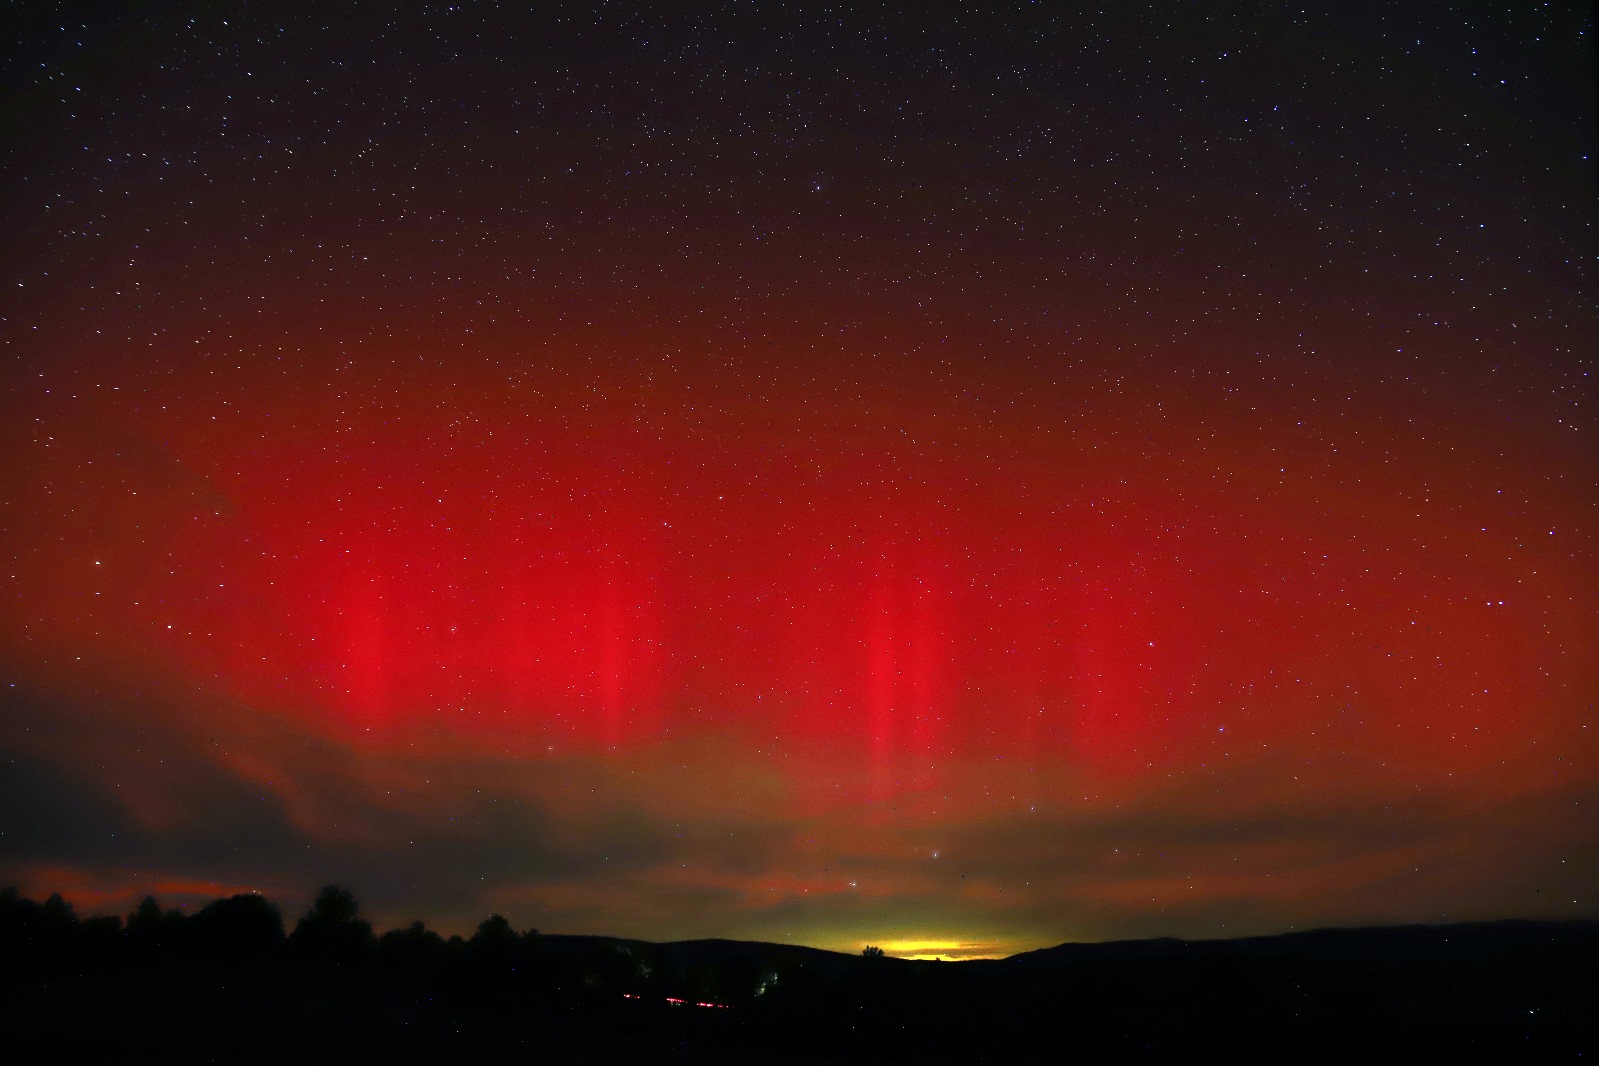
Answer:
[
  {"xmin": 538, "ymin": 917, "xmax": 1599, "ymax": 966},
  {"xmin": 1003, "ymin": 917, "xmax": 1599, "ymax": 965}
]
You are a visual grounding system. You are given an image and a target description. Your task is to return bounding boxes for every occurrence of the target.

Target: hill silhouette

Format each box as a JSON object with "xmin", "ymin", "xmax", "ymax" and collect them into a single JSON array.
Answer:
[{"xmin": 1, "ymin": 886, "xmax": 1593, "ymax": 1063}]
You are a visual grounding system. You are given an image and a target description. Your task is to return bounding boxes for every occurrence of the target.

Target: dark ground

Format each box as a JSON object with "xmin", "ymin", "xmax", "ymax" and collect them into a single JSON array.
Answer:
[{"xmin": 2, "ymin": 889, "xmax": 1594, "ymax": 1064}]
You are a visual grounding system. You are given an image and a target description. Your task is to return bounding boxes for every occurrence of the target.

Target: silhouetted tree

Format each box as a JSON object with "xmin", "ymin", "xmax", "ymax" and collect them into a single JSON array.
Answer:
[
  {"xmin": 0, "ymin": 887, "xmax": 51, "ymax": 975},
  {"xmin": 378, "ymin": 919, "xmax": 446, "ymax": 972},
  {"xmin": 42, "ymin": 892, "xmax": 78, "ymax": 933},
  {"xmin": 467, "ymin": 913, "xmax": 524, "ymax": 983},
  {"xmin": 125, "ymin": 895, "xmax": 168, "ymax": 964},
  {"xmin": 76, "ymin": 913, "xmax": 120, "ymax": 970},
  {"xmin": 0, "ymin": 891, "xmax": 118, "ymax": 973},
  {"xmin": 473, "ymin": 913, "xmax": 516, "ymax": 943},
  {"xmin": 192, "ymin": 893, "xmax": 284, "ymax": 965},
  {"xmin": 159, "ymin": 903, "xmax": 192, "ymax": 954},
  {"xmin": 289, "ymin": 885, "xmax": 374, "ymax": 966},
  {"xmin": 861, "ymin": 945, "xmax": 885, "ymax": 959},
  {"xmin": 312, "ymin": 885, "xmax": 359, "ymax": 923},
  {"xmin": 83, "ymin": 914, "xmax": 121, "ymax": 943},
  {"xmin": 127, "ymin": 895, "xmax": 163, "ymax": 938}
]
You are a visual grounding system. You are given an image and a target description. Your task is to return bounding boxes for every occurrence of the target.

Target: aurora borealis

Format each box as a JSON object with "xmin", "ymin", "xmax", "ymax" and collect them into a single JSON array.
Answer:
[{"xmin": 1, "ymin": 3, "xmax": 1594, "ymax": 958}]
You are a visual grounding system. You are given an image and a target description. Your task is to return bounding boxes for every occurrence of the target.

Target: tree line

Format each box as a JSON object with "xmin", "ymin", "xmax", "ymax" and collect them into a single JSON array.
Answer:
[
  {"xmin": 5, "ymin": 885, "xmax": 1592, "ymax": 1064},
  {"xmin": 0, "ymin": 884, "xmax": 850, "ymax": 1012}
]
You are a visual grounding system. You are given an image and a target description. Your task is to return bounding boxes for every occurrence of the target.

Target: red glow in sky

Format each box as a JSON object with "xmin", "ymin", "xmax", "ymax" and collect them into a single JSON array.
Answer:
[{"xmin": 2, "ymin": 3, "xmax": 1594, "ymax": 954}]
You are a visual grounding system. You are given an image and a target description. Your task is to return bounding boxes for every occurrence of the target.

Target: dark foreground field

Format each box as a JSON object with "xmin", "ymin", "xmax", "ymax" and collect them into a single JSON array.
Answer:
[{"xmin": 2, "ymin": 890, "xmax": 1594, "ymax": 1064}]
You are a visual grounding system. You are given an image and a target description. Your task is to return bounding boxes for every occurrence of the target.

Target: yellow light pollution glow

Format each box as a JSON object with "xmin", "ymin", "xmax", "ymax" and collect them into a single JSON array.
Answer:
[{"xmin": 870, "ymin": 940, "xmax": 1012, "ymax": 961}]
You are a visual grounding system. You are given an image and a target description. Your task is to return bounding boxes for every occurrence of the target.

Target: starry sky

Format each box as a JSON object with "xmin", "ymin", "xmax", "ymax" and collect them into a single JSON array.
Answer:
[{"xmin": 1, "ymin": 2, "xmax": 1595, "ymax": 959}]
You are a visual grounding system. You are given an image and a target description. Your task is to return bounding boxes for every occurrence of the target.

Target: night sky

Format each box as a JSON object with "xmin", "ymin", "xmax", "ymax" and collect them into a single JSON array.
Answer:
[{"xmin": 2, "ymin": 2, "xmax": 1594, "ymax": 960}]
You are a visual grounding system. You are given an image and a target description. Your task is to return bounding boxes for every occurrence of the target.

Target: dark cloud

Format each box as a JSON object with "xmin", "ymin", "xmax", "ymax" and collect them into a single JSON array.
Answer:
[
  {"xmin": 0, "ymin": 670, "xmax": 812, "ymax": 932},
  {"xmin": 3, "ymin": 655, "xmax": 1597, "ymax": 948}
]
